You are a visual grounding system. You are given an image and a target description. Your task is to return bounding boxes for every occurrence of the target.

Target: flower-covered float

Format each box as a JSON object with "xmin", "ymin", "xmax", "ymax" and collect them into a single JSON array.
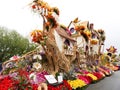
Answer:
[{"xmin": 0, "ymin": 0, "xmax": 120, "ymax": 90}]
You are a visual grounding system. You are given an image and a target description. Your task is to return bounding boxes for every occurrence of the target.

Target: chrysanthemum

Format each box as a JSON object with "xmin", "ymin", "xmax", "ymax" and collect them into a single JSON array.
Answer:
[
  {"xmin": 33, "ymin": 54, "xmax": 42, "ymax": 60},
  {"xmin": 33, "ymin": 62, "xmax": 42, "ymax": 70}
]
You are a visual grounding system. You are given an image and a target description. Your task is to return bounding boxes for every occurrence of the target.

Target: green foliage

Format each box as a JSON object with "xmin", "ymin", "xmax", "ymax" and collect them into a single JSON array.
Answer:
[{"xmin": 0, "ymin": 27, "xmax": 37, "ymax": 62}]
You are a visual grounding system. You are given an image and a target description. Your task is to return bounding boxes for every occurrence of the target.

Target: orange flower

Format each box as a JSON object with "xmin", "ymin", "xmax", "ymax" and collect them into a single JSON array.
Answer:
[
  {"xmin": 45, "ymin": 14, "xmax": 58, "ymax": 28},
  {"xmin": 31, "ymin": 30, "xmax": 43, "ymax": 43},
  {"xmin": 90, "ymin": 39, "xmax": 98, "ymax": 45},
  {"xmin": 75, "ymin": 25, "xmax": 85, "ymax": 31},
  {"xmin": 79, "ymin": 26, "xmax": 85, "ymax": 30}
]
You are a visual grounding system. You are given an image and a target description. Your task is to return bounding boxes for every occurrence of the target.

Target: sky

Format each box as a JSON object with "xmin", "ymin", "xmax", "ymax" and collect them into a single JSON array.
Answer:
[{"xmin": 0, "ymin": 0, "xmax": 120, "ymax": 53}]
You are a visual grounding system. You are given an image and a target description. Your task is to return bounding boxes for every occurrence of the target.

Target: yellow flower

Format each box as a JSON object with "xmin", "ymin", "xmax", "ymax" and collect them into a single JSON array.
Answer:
[
  {"xmin": 68, "ymin": 79, "xmax": 86, "ymax": 89},
  {"xmin": 87, "ymin": 73, "xmax": 97, "ymax": 80}
]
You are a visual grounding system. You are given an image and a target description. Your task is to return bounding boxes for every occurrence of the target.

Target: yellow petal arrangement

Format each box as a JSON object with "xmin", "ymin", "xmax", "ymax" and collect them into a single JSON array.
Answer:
[
  {"xmin": 68, "ymin": 79, "xmax": 87, "ymax": 89},
  {"xmin": 87, "ymin": 73, "xmax": 98, "ymax": 81}
]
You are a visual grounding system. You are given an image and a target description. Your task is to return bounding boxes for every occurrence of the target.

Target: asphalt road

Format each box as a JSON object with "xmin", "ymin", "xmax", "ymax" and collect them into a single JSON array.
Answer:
[{"xmin": 86, "ymin": 71, "xmax": 120, "ymax": 90}]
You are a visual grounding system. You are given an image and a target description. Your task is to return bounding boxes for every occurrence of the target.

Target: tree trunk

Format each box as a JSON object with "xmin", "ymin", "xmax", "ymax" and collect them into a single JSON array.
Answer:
[{"xmin": 43, "ymin": 33, "xmax": 70, "ymax": 74}]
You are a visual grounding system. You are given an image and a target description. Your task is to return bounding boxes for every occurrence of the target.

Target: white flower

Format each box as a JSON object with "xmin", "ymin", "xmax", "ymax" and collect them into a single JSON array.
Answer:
[
  {"xmin": 33, "ymin": 62, "xmax": 42, "ymax": 70},
  {"xmin": 33, "ymin": 54, "xmax": 42, "ymax": 60},
  {"xmin": 29, "ymin": 72, "xmax": 36, "ymax": 81}
]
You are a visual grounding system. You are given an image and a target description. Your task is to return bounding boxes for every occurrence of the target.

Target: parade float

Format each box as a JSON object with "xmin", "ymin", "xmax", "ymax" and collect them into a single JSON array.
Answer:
[{"xmin": 0, "ymin": 0, "xmax": 120, "ymax": 90}]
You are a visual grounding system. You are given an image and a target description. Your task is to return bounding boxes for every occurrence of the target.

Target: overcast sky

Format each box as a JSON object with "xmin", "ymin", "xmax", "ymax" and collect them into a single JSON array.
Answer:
[{"xmin": 0, "ymin": 0, "xmax": 120, "ymax": 53}]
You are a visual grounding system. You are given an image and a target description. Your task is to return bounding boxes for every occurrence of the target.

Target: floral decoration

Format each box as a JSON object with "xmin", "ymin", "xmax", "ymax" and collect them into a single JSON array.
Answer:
[
  {"xmin": 106, "ymin": 46, "xmax": 117, "ymax": 53},
  {"xmin": 90, "ymin": 39, "xmax": 98, "ymax": 45},
  {"xmin": 33, "ymin": 62, "xmax": 42, "ymax": 70},
  {"xmin": 86, "ymin": 73, "xmax": 98, "ymax": 81},
  {"xmin": 68, "ymin": 79, "xmax": 87, "ymax": 89},
  {"xmin": 48, "ymin": 80, "xmax": 72, "ymax": 90},
  {"xmin": 29, "ymin": 71, "xmax": 48, "ymax": 84},
  {"xmin": 75, "ymin": 25, "xmax": 85, "ymax": 31},
  {"xmin": 0, "ymin": 76, "xmax": 18, "ymax": 90},
  {"xmin": 77, "ymin": 75, "xmax": 92, "ymax": 84},
  {"xmin": 45, "ymin": 12, "xmax": 58, "ymax": 28},
  {"xmin": 31, "ymin": 30, "xmax": 43, "ymax": 43},
  {"xmin": 92, "ymin": 72, "xmax": 103, "ymax": 80}
]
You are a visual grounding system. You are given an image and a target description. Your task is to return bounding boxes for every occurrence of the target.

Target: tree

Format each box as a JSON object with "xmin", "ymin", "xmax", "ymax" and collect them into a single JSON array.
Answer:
[{"xmin": 0, "ymin": 27, "xmax": 37, "ymax": 62}]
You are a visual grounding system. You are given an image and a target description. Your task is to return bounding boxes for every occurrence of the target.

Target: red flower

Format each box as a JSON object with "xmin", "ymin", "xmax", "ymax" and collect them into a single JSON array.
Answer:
[
  {"xmin": 92, "ymin": 72, "xmax": 103, "ymax": 80},
  {"xmin": 48, "ymin": 80, "xmax": 72, "ymax": 90},
  {"xmin": 77, "ymin": 75, "xmax": 92, "ymax": 84},
  {"xmin": 0, "ymin": 76, "xmax": 18, "ymax": 90},
  {"xmin": 32, "ymin": 84, "xmax": 38, "ymax": 90}
]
